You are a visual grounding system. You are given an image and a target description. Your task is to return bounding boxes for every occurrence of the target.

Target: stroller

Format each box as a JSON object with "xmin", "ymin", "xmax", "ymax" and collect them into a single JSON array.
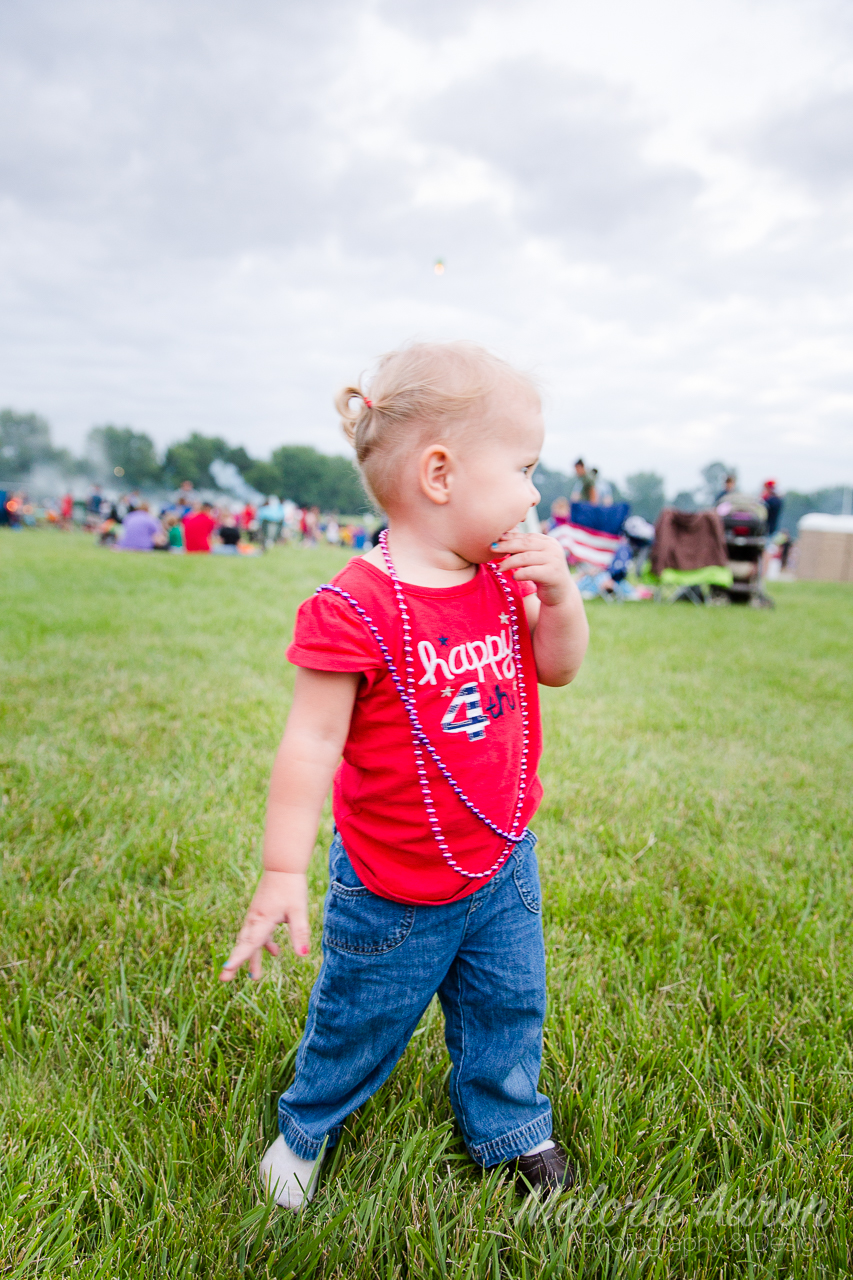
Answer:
[{"xmin": 716, "ymin": 495, "xmax": 774, "ymax": 608}]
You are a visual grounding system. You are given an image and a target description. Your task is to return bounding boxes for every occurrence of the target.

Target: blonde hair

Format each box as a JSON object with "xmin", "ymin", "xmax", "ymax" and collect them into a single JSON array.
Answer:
[{"xmin": 335, "ymin": 341, "xmax": 539, "ymax": 509}]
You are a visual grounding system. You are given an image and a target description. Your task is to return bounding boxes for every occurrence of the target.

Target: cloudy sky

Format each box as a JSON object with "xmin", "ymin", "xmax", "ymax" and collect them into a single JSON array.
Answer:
[{"xmin": 1, "ymin": 0, "xmax": 852, "ymax": 493}]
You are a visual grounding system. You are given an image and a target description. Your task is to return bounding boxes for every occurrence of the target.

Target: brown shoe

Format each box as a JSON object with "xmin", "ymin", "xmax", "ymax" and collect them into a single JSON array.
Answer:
[{"xmin": 509, "ymin": 1142, "xmax": 576, "ymax": 1198}]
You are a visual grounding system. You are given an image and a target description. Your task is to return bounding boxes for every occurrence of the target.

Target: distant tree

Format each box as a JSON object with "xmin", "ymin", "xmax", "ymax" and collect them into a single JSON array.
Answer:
[
  {"xmin": 51, "ymin": 446, "xmax": 88, "ymax": 476},
  {"xmin": 241, "ymin": 460, "xmax": 281, "ymax": 498},
  {"xmin": 625, "ymin": 472, "xmax": 666, "ymax": 524},
  {"xmin": 161, "ymin": 434, "xmax": 252, "ymax": 491},
  {"xmin": 245, "ymin": 446, "xmax": 369, "ymax": 512},
  {"xmin": 699, "ymin": 461, "xmax": 732, "ymax": 505},
  {"xmin": 0, "ymin": 409, "xmax": 57, "ymax": 480},
  {"xmin": 533, "ymin": 463, "xmax": 574, "ymax": 521},
  {"xmin": 533, "ymin": 464, "xmax": 623, "ymax": 520},
  {"xmin": 88, "ymin": 425, "xmax": 161, "ymax": 488},
  {"xmin": 777, "ymin": 487, "xmax": 851, "ymax": 534},
  {"xmin": 312, "ymin": 454, "xmax": 369, "ymax": 513},
  {"xmin": 223, "ymin": 444, "xmax": 253, "ymax": 475},
  {"xmin": 672, "ymin": 490, "xmax": 698, "ymax": 512}
]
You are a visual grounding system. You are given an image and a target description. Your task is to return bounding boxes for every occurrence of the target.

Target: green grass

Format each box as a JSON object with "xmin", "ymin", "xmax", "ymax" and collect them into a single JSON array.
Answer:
[{"xmin": 1, "ymin": 531, "xmax": 852, "ymax": 1279}]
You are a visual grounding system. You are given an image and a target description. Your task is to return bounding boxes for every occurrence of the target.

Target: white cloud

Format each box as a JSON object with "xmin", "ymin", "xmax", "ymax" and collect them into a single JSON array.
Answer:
[{"xmin": 0, "ymin": 0, "xmax": 852, "ymax": 494}]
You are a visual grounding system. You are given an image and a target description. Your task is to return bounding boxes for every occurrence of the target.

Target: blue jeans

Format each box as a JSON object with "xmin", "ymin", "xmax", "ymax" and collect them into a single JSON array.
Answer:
[{"xmin": 278, "ymin": 830, "xmax": 551, "ymax": 1167}]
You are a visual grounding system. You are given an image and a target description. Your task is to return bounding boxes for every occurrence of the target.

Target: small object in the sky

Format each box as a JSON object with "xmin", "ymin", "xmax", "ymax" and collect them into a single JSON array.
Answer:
[
  {"xmin": 114, "ymin": 466, "xmax": 124, "ymax": 476},
  {"xmin": 434, "ymin": 259, "xmax": 445, "ymax": 275}
]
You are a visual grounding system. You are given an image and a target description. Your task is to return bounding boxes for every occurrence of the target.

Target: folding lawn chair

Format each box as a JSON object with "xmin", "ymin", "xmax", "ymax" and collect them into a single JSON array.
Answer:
[{"xmin": 644, "ymin": 509, "xmax": 733, "ymax": 604}]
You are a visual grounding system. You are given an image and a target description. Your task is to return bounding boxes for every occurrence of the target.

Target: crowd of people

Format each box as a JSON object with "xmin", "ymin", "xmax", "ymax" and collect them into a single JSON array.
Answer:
[
  {"xmin": 542, "ymin": 466, "xmax": 791, "ymax": 600},
  {"xmin": 0, "ymin": 480, "xmax": 374, "ymax": 554},
  {"xmin": 107, "ymin": 485, "xmax": 375, "ymax": 554},
  {"xmin": 1, "ymin": 466, "xmax": 792, "ymax": 576},
  {"xmin": 548, "ymin": 468, "xmax": 786, "ymax": 543}
]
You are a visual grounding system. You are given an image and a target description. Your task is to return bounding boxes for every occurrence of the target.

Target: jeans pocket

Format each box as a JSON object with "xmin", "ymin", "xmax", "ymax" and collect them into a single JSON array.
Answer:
[
  {"xmin": 324, "ymin": 881, "xmax": 416, "ymax": 956},
  {"xmin": 512, "ymin": 838, "xmax": 541, "ymax": 914}
]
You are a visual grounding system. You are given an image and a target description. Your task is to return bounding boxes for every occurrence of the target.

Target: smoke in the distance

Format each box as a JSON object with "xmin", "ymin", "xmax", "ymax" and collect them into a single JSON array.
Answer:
[{"xmin": 209, "ymin": 459, "xmax": 264, "ymax": 505}]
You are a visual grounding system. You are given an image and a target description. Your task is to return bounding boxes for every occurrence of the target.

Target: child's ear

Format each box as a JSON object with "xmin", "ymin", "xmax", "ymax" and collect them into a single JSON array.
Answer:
[{"xmin": 419, "ymin": 444, "xmax": 454, "ymax": 505}]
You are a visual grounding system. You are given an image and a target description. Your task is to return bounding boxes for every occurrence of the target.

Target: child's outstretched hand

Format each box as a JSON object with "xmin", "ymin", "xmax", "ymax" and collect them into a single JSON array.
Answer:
[{"xmin": 220, "ymin": 869, "xmax": 311, "ymax": 982}]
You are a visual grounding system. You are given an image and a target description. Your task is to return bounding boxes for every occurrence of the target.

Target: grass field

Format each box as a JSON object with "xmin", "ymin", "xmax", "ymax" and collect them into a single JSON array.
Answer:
[{"xmin": 1, "ymin": 531, "xmax": 852, "ymax": 1279}]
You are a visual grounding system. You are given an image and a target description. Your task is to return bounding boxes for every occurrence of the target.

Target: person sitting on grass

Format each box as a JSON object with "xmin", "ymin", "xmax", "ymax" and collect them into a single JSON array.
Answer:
[
  {"xmin": 97, "ymin": 504, "xmax": 122, "ymax": 546},
  {"xmin": 182, "ymin": 501, "xmax": 217, "ymax": 554},
  {"xmin": 115, "ymin": 501, "xmax": 162, "ymax": 551},
  {"xmin": 547, "ymin": 495, "xmax": 571, "ymax": 529},
  {"xmin": 164, "ymin": 513, "xmax": 184, "ymax": 553},
  {"xmin": 213, "ymin": 515, "xmax": 242, "ymax": 555},
  {"xmin": 221, "ymin": 341, "xmax": 589, "ymax": 1209}
]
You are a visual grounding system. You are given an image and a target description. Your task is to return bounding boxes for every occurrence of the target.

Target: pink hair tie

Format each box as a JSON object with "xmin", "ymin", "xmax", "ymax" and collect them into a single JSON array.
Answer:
[{"xmin": 363, "ymin": 397, "xmax": 373, "ymax": 409}]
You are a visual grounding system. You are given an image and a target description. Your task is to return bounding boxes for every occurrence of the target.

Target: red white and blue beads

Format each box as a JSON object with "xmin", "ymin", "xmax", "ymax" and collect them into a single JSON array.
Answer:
[{"xmin": 315, "ymin": 530, "xmax": 530, "ymax": 880}]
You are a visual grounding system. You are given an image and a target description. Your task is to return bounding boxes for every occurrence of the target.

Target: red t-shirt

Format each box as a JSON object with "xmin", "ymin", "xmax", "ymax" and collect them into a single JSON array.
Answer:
[
  {"xmin": 287, "ymin": 557, "xmax": 543, "ymax": 905},
  {"xmin": 183, "ymin": 511, "xmax": 217, "ymax": 553}
]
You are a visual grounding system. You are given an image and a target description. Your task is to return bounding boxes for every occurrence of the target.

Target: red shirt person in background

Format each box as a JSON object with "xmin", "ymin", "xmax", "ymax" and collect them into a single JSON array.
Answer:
[{"xmin": 183, "ymin": 502, "xmax": 218, "ymax": 553}]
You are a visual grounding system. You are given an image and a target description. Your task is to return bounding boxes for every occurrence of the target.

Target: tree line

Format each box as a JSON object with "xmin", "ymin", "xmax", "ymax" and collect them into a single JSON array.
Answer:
[
  {"xmin": 1, "ymin": 407, "xmax": 846, "ymax": 531},
  {"xmin": 0, "ymin": 411, "xmax": 369, "ymax": 514}
]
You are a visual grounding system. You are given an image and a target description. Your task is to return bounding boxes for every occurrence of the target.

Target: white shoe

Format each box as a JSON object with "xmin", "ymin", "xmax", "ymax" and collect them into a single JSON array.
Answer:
[{"xmin": 259, "ymin": 1134, "xmax": 325, "ymax": 1209}]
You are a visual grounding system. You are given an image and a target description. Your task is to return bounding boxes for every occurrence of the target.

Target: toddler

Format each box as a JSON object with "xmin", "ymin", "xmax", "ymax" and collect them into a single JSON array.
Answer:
[{"xmin": 221, "ymin": 342, "xmax": 589, "ymax": 1208}]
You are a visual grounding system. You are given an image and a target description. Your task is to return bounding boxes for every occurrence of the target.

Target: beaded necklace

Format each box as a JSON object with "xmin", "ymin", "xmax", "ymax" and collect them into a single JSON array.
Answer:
[{"xmin": 315, "ymin": 530, "xmax": 530, "ymax": 880}]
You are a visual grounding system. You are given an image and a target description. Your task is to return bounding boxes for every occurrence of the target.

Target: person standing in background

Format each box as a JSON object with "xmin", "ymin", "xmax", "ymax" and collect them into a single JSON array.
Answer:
[
  {"xmin": 570, "ymin": 460, "xmax": 598, "ymax": 505},
  {"xmin": 715, "ymin": 474, "xmax": 737, "ymax": 503},
  {"xmin": 257, "ymin": 496, "xmax": 285, "ymax": 550},
  {"xmin": 761, "ymin": 480, "xmax": 783, "ymax": 537},
  {"xmin": 761, "ymin": 480, "xmax": 784, "ymax": 577},
  {"xmin": 304, "ymin": 506, "xmax": 320, "ymax": 546}
]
